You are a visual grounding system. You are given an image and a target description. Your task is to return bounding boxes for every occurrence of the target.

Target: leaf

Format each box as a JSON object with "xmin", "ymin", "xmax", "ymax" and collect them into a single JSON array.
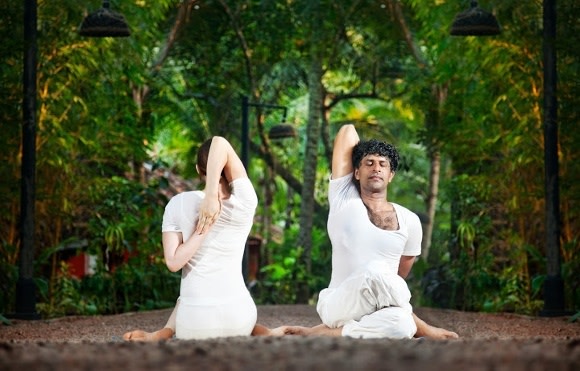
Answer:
[{"xmin": 0, "ymin": 313, "xmax": 11, "ymax": 326}]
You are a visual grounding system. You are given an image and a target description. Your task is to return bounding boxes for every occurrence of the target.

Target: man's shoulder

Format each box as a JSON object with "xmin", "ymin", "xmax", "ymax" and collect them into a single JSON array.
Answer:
[
  {"xmin": 392, "ymin": 202, "xmax": 412, "ymax": 212},
  {"xmin": 392, "ymin": 203, "xmax": 421, "ymax": 220},
  {"xmin": 328, "ymin": 173, "xmax": 358, "ymax": 205}
]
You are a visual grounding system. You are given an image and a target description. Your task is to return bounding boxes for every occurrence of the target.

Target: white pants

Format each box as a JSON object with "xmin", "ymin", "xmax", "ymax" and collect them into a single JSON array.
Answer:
[
  {"xmin": 317, "ymin": 264, "xmax": 416, "ymax": 339},
  {"xmin": 175, "ymin": 293, "xmax": 257, "ymax": 340}
]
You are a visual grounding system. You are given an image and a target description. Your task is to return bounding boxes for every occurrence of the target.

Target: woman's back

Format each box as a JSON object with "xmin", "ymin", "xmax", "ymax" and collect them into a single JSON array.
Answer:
[{"xmin": 161, "ymin": 177, "xmax": 258, "ymax": 339}]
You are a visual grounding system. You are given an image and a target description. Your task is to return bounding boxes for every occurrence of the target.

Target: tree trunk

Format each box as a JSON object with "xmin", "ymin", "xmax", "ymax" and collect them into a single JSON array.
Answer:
[
  {"xmin": 423, "ymin": 148, "xmax": 440, "ymax": 262},
  {"xmin": 423, "ymin": 85, "xmax": 447, "ymax": 262},
  {"xmin": 296, "ymin": 56, "xmax": 323, "ymax": 304}
]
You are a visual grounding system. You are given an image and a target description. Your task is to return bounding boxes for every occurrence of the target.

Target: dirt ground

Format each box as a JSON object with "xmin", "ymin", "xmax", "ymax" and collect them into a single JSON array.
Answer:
[{"xmin": 1, "ymin": 305, "xmax": 578, "ymax": 370}]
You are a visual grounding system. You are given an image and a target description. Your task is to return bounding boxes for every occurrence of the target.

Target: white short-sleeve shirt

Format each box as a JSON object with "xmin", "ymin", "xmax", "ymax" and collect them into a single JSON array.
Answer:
[
  {"xmin": 162, "ymin": 177, "xmax": 258, "ymax": 299},
  {"xmin": 326, "ymin": 173, "xmax": 422, "ymax": 288}
]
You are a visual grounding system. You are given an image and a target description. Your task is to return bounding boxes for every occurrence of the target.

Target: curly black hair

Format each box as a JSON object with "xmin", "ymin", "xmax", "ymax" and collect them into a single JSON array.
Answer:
[{"xmin": 352, "ymin": 139, "xmax": 399, "ymax": 172}]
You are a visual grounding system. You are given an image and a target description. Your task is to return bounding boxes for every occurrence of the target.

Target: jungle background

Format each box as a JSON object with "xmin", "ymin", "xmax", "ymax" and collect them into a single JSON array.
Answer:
[{"xmin": 1, "ymin": 0, "xmax": 578, "ymax": 320}]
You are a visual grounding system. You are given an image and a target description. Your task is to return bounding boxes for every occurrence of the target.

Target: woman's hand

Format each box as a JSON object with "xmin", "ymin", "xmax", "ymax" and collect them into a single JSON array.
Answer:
[{"xmin": 195, "ymin": 194, "xmax": 221, "ymax": 235}]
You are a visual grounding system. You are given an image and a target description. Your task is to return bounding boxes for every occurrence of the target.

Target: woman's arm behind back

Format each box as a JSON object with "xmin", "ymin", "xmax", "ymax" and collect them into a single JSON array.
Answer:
[{"xmin": 196, "ymin": 136, "xmax": 248, "ymax": 234}]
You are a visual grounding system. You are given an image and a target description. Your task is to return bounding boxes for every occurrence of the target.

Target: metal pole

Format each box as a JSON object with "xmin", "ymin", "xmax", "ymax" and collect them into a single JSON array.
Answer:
[
  {"xmin": 240, "ymin": 96, "xmax": 250, "ymax": 283},
  {"xmin": 541, "ymin": 0, "xmax": 565, "ymax": 316},
  {"xmin": 241, "ymin": 96, "xmax": 250, "ymax": 170},
  {"xmin": 16, "ymin": 0, "xmax": 40, "ymax": 320}
]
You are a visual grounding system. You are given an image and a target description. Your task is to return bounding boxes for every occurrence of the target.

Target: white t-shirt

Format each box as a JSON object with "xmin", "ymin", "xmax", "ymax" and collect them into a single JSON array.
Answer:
[
  {"xmin": 326, "ymin": 173, "xmax": 422, "ymax": 289},
  {"xmin": 161, "ymin": 177, "xmax": 258, "ymax": 301}
]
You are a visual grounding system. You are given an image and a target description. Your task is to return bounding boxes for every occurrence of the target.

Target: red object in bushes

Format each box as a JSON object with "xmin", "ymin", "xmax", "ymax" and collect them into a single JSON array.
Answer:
[{"xmin": 65, "ymin": 253, "xmax": 95, "ymax": 279}]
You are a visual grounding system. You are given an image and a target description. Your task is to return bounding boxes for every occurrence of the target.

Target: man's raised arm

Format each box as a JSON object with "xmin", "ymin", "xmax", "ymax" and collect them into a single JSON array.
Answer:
[{"xmin": 332, "ymin": 124, "xmax": 360, "ymax": 179}]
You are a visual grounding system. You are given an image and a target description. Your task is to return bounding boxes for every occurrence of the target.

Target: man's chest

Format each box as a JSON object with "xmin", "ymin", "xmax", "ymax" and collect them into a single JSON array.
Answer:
[
  {"xmin": 366, "ymin": 208, "xmax": 399, "ymax": 231},
  {"xmin": 331, "ymin": 206, "xmax": 406, "ymax": 255}
]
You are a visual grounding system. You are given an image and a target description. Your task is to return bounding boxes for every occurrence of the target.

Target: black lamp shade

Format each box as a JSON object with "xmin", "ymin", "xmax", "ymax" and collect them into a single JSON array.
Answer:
[
  {"xmin": 79, "ymin": 2, "xmax": 130, "ymax": 37},
  {"xmin": 450, "ymin": 1, "xmax": 501, "ymax": 36},
  {"xmin": 268, "ymin": 124, "xmax": 297, "ymax": 139}
]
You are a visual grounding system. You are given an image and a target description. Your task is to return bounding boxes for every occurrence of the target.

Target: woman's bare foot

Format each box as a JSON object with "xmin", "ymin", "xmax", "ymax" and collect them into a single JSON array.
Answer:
[
  {"xmin": 252, "ymin": 323, "xmax": 306, "ymax": 336},
  {"xmin": 122, "ymin": 328, "xmax": 174, "ymax": 342},
  {"xmin": 251, "ymin": 324, "xmax": 286, "ymax": 336},
  {"xmin": 284, "ymin": 324, "xmax": 342, "ymax": 337},
  {"xmin": 252, "ymin": 323, "xmax": 342, "ymax": 337},
  {"xmin": 251, "ymin": 323, "xmax": 296, "ymax": 336}
]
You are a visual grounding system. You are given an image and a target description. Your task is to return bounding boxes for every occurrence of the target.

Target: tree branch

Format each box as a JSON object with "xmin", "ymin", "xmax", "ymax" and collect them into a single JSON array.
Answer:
[{"xmin": 385, "ymin": 0, "xmax": 428, "ymax": 69}]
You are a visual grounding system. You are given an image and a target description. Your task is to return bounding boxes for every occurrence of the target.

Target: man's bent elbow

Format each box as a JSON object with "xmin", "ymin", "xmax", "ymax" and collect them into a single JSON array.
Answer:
[{"xmin": 337, "ymin": 124, "xmax": 356, "ymax": 137}]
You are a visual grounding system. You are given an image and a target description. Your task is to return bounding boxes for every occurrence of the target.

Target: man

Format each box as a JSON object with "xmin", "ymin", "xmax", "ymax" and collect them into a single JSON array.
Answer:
[{"xmin": 287, "ymin": 124, "xmax": 458, "ymax": 339}]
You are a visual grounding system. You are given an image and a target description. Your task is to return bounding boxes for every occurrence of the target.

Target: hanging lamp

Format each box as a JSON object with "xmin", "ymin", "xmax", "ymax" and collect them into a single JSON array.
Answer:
[
  {"xmin": 450, "ymin": 1, "xmax": 501, "ymax": 36},
  {"xmin": 79, "ymin": 0, "xmax": 130, "ymax": 37}
]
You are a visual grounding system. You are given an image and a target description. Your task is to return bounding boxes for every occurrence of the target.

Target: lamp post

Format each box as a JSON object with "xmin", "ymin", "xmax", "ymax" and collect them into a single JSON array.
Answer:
[
  {"xmin": 13, "ymin": 1, "xmax": 131, "ymax": 320},
  {"xmin": 240, "ymin": 96, "xmax": 296, "ymax": 283},
  {"xmin": 540, "ymin": 0, "xmax": 566, "ymax": 317},
  {"xmin": 14, "ymin": 0, "xmax": 40, "ymax": 320}
]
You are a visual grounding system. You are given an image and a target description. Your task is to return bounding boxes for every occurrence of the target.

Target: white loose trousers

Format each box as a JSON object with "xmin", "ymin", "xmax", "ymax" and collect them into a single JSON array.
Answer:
[{"xmin": 316, "ymin": 262, "xmax": 416, "ymax": 339}]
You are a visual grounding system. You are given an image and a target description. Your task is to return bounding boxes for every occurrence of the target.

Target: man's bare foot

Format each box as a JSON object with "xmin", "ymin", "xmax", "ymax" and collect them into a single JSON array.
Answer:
[
  {"xmin": 413, "ymin": 313, "xmax": 459, "ymax": 339},
  {"xmin": 414, "ymin": 321, "xmax": 459, "ymax": 339},
  {"xmin": 122, "ymin": 328, "xmax": 174, "ymax": 342},
  {"xmin": 416, "ymin": 325, "xmax": 459, "ymax": 339}
]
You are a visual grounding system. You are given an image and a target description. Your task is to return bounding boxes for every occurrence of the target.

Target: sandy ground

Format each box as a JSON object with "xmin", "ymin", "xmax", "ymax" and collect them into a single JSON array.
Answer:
[{"xmin": 1, "ymin": 305, "xmax": 579, "ymax": 370}]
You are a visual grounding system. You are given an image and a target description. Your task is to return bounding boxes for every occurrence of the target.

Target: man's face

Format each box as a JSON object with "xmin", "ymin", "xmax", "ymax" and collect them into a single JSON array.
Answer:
[{"xmin": 354, "ymin": 154, "xmax": 395, "ymax": 192}]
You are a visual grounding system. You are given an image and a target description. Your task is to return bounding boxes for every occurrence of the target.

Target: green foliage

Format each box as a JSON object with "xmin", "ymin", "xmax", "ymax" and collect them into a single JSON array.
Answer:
[
  {"xmin": 36, "ymin": 262, "xmax": 98, "ymax": 317},
  {"xmin": 420, "ymin": 175, "xmax": 497, "ymax": 311},
  {"xmin": 87, "ymin": 176, "xmax": 167, "ymax": 258},
  {"xmin": 1, "ymin": 0, "xmax": 579, "ymax": 318},
  {"xmin": 0, "ymin": 244, "xmax": 18, "ymax": 314},
  {"xmin": 561, "ymin": 238, "xmax": 580, "ymax": 312},
  {"xmin": 36, "ymin": 258, "xmax": 180, "ymax": 318},
  {"xmin": 411, "ymin": 0, "xmax": 580, "ymax": 315},
  {"xmin": 253, "ymin": 225, "xmax": 331, "ymax": 305}
]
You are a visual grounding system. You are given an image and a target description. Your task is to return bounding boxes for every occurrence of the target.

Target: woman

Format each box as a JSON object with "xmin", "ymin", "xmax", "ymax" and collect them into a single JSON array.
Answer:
[{"xmin": 123, "ymin": 136, "xmax": 275, "ymax": 340}]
